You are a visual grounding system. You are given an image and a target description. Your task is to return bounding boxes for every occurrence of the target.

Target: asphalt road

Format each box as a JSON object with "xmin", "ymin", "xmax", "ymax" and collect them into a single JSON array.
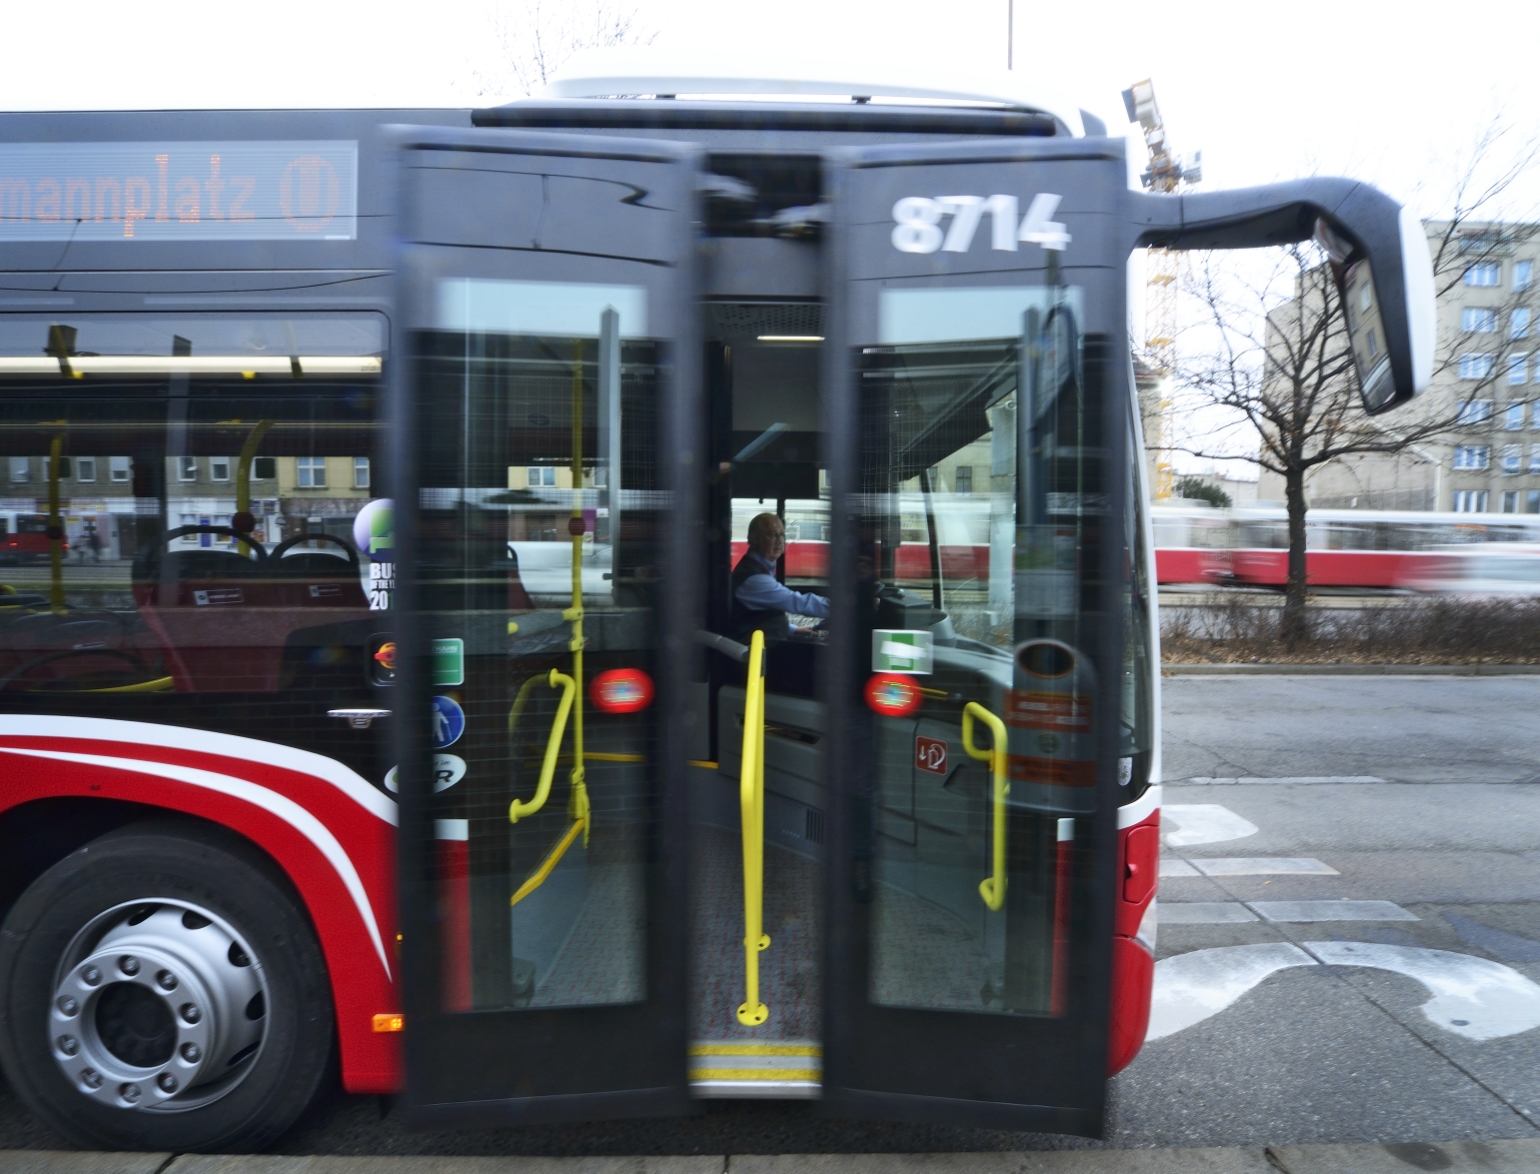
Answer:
[{"xmin": 0, "ymin": 675, "xmax": 1536, "ymax": 1155}]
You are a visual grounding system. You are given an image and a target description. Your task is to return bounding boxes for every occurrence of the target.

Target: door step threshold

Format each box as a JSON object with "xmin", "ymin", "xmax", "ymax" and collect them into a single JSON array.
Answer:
[{"xmin": 688, "ymin": 1039, "xmax": 822, "ymax": 1098}]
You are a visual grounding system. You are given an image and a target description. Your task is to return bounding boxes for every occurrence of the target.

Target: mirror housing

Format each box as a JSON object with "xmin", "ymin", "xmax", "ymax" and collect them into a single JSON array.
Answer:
[{"xmin": 1130, "ymin": 179, "xmax": 1435, "ymax": 414}]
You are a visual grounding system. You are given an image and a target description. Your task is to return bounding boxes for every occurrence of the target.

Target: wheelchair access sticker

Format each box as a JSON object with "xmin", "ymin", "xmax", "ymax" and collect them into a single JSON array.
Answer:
[{"xmin": 431, "ymin": 695, "xmax": 465, "ymax": 749}]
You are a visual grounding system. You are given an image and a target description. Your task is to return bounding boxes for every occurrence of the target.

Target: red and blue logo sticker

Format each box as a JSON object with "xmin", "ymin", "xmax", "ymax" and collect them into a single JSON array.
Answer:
[
  {"xmin": 591, "ymin": 668, "xmax": 655, "ymax": 714},
  {"xmin": 865, "ymin": 673, "xmax": 923, "ymax": 717}
]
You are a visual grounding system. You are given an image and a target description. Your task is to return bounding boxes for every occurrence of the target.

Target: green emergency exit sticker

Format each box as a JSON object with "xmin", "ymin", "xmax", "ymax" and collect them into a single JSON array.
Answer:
[
  {"xmin": 432, "ymin": 638, "xmax": 464, "ymax": 687},
  {"xmin": 872, "ymin": 629, "xmax": 934, "ymax": 675}
]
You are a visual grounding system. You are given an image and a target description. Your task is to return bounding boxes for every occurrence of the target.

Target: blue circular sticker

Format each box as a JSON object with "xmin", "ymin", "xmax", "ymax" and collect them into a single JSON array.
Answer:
[{"xmin": 431, "ymin": 695, "xmax": 465, "ymax": 749}]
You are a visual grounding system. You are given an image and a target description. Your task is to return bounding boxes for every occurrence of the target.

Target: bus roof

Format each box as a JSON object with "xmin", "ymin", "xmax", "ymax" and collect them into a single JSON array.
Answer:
[{"xmin": 535, "ymin": 46, "xmax": 1088, "ymax": 136}]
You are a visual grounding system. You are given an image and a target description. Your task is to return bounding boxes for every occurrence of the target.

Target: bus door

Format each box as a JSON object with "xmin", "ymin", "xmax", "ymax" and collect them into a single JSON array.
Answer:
[
  {"xmin": 819, "ymin": 141, "xmax": 1130, "ymax": 1133},
  {"xmin": 391, "ymin": 128, "xmax": 703, "ymax": 1124}
]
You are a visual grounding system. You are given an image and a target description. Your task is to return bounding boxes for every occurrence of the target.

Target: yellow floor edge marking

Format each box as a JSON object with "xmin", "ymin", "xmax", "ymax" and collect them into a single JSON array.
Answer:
[
  {"xmin": 510, "ymin": 818, "xmax": 585, "ymax": 907},
  {"xmin": 688, "ymin": 760, "xmax": 719, "ymax": 769},
  {"xmin": 583, "ymin": 751, "xmax": 644, "ymax": 763},
  {"xmin": 688, "ymin": 1044, "xmax": 821, "ymax": 1057},
  {"xmin": 690, "ymin": 1068, "xmax": 822, "ymax": 1081}
]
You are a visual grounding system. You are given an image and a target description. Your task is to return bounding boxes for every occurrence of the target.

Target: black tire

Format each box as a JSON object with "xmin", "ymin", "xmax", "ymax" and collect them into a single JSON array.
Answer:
[{"xmin": 0, "ymin": 819, "xmax": 335, "ymax": 1152}]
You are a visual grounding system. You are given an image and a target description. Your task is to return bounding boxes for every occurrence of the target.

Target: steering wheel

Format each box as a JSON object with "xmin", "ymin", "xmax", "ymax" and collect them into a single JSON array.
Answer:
[
  {"xmin": 0, "ymin": 648, "xmax": 161, "ymax": 693},
  {"xmin": 161, "ymin": 525, "xmax": 269, "ymax": 562},
  {"xmin": 271, "ymin": 532, "xmax": 359, "ymax": 571}
]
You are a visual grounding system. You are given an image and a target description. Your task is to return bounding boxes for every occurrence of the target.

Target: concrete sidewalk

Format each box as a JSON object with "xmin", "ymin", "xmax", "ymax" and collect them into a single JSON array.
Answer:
[{"xmin": 7, "ymin": 1144, "xmax": 1540, "ymax": 1174}]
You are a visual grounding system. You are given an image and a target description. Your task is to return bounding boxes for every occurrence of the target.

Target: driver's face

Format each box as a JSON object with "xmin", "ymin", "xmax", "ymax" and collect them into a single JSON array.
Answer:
[{"xmin": 757, "ymin": 528, "xmax": 785, "ymax": 557}]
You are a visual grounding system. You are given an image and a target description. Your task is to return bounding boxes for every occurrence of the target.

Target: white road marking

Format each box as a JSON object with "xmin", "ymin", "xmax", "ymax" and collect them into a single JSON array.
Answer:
[
  {"xmin": 1165, "ymin": 857, "xmax": 1339, "ymax": 877},
  {"xmin": 1180, "ymin": 776, "xmax": 1387, "ymax": 785},
  {"xmin": 1146, "ymin": 943, "xmax": 1315, "ymax": 1040},
  {"xmin": 1163, "ymin": 804, "xmax": 1259, "ymax": 847},
  {"xmin": 1161, "ymin": 903, "xmax": 1259, "ymax": 924},
  {"xmin": 1150, "ymin": 942, "xmax": 1540, "ymax": 1042},
  {"xmin": 1254, "ymin": 900, "xmax": 1417, "ymax": 922},
  {"xmin": 1308, "ymin": 941, "xmax": 1540, "ymax": 1041}
]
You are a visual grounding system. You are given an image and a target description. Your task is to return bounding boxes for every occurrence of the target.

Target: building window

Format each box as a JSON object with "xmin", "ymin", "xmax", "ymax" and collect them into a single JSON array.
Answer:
[
  {"xmin": 177, "ymin": 456, "xmax": 197, "ymax": 482},
  {"xmin": 109, "ymin": 456, "xmax": 130, "ymax": 483},
  {"xmin": 296, "ymin": 456, "xmax": 327, "ymax": 488},
  {"xmin": 1530, "ymin": 445, "xmax": 1540, "ymax": 474},
  {"xmin": 954, "ymin": 466, "xmax": 973, "ymax": 495},
  {"xmin": 1501, "ymin": 444, "xmax": 1522, "ymax": 474},
  {"xmin": 1453, "ymin": 445, "xmax": 1490, "ymax": 470},
  {"xmin": 1502, "ymin": 490, "xmax": 1519, "ymax": 513},
  {"xmin": 75, "ymin": 457, "xmax": 96, "ymax": 483},
  {"xmin": 8, "ymin": 457, "xmax": 27, "ymax": 484},
  {"xmin": 1464, "ymin": 263, "xmax": 1501, "ymax": 287},
  {"xmin": 1462, "ymin": 308, "xmax": 1498, "ymax": 333},
  {"xmin": 527, "ymin": 466, "xmax": 556, "ymax": 487},
  {"xmin": 209, "ymin": 458, "xmax": 230, "ymax": 482},
  {"xmin": 1506, "ymin": 402, "xmax": 1527, "ymax": 428},
  {"xmin": 1529, "ymin": 489, "xmax": 1540, "ymax": 513},
  {"xmin": 1513, "ymin": 308, "xmax": 1532, "ymax": 339},
  {"xmin": 1516, "ymin": 261, "xmax": 1533, "ymax": 292},
  {"xmin": 1456, "ymin": 399, "xmax": 1493, "ymax": 424},
  {"xmin": 1453, "ymin": 490, "xmax": 1489, "ymax": 512},
  {"xmin": 1459, "ymin": 355, "xmax": 1494, "ymax": 380},
  {"xmin": 1510, "ymin": 356, "xmax": 1530, "ymax": 386},
  {"xmin": 251, "ymin": 457, "xmax": 276, "ymax": 480},
  {"xmin": 353, "ymin": 457, "xmax": 370, "ymax": 489}
]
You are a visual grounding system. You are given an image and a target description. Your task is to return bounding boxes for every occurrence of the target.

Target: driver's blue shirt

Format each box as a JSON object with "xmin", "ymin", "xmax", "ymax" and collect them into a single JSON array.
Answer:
[{"xmin": 734, "ymin": 551, "xmax": 831, "ymax": 618}]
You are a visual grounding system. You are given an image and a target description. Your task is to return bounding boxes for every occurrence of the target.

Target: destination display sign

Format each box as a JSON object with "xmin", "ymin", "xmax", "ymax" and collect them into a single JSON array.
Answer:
[{"xmin": 0, "ymin": 140, "xmax": 357, "ymax": 242}]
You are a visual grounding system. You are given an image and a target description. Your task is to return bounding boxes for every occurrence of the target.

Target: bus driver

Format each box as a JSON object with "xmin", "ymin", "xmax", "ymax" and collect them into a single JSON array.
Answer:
[{"xmin": 730, "ymin": 512, "xmax": 830, "ymax": 641}]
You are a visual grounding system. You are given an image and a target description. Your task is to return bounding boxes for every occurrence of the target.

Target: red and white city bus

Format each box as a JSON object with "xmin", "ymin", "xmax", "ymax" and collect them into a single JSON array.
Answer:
[{"xmin": 0, "ymin": 55, "xmax": 1432, "ymax": 1152}]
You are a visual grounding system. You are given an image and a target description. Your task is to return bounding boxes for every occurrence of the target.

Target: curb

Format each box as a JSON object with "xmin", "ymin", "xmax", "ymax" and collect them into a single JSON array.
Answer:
[
  {"xmin": 7, "ymin": 1144, "xmax": 1540, "ymax": 1174},
  {"xmin": 1163, "ymin": 662, "xmax": 1540, "ymax": 676}
]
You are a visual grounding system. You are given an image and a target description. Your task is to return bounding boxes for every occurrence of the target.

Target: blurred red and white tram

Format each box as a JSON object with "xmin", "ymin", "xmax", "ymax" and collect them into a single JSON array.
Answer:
[{"xmin": 1152, "ymin": 504, "xmax": 1540, "ymax": 589}]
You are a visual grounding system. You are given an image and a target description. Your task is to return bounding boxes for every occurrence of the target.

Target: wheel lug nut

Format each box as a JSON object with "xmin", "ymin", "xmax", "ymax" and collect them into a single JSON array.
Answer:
[
  {"xmin": 119, "ymin": 1082, "xmax": 141, "ymax": 1103},
  {"xmin": 55, "ymin": 996, "xmax": 78, "ymax": 1016},
  {"xmin": 179, "ymin": 1042, "xmax": 201, "ymax": 1063},
  {"xmin": 80, "ymin": 1068, "xmax": 102, "ymax": 1090},
  {"xmin": 118, "ymin": 956, "xmax": 140, "ymax": 976},
  {"xmin": 156, "ymin": 1073, "xmax": 178, "ymax": 1093},
  {"xmin": 156, "ymin": 970, "xmax": 177, "ymax": 991},
  {"xmin": 81, "ymin": 966, "xmax": 101, "ymax": 986},
  {"xmin": 179, "ymin": 1003, "xmax": 201, "ymax": 1024},
  {"xmin": 56, "ymin": 1036, "xmax": 78, "ymax": 1056}
]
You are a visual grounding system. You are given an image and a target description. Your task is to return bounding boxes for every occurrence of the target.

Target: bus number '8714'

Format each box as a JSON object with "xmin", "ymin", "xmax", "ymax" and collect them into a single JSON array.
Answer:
[{"xmin": 891, "ymin": 193, "xmax": 1069, "ymax": 254}]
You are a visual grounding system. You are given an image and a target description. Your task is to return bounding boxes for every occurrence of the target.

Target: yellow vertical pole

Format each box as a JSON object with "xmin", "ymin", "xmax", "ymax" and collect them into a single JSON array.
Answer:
[
  {"xmin": 565, "ymin": 340, "xmax": 590, "ymax": 843},
  {"xmin": 234, "ymin": 419, "xmax": 274, "ymax": 557},
  {"xmin": 47, "ymin": 433, "xmax": 65, "ymax": 613},
  {"xmin": 737, "ymin": 629, "xmax": 770, "ymax": 1026}
]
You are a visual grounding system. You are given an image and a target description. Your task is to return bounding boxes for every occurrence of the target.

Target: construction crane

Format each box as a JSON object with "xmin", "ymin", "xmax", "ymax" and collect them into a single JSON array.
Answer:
[{"xmin": 1122, "ymin": 79, "xmax": 1201, "ymax": 501}]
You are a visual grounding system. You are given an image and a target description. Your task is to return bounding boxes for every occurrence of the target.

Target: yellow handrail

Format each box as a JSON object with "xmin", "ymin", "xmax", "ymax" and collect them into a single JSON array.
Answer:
[
  {"xmin": 737, "ymin": 629, "xmax": 771, "ymax": 1026},
  {"xmin": 510, "ymin": 816, "xmax": 586, "ymax": 906},
  {"xmin": 963, "ymin": 701, "xmax": 1009, "ymax": 911},
  {"xmin": 565, "ymin": 339, "xmax": 590, "ymax": 843},
  {"xmin": 508, "ymin": 669, "xmax": 577, "ymax": 823},
  {"xmin": 47, "ymin": 433, "xmax": 64, "ymax": 614}
]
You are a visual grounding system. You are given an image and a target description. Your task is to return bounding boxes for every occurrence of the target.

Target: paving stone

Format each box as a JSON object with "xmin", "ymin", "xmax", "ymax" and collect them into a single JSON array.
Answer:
[
  {"xmin": 0, "ymin": 1153, "xmax": 172, "ymax": 1174},
  {"xmin": 1268, "ymin": 1139, "xmax": 1540, "ymax": 1172}
]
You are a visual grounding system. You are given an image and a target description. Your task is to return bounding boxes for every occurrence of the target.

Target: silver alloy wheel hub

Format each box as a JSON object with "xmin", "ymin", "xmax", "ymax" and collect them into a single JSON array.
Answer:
[{"xmin": 50, "ymin": 901, "xmax": 267, "ymax": 1112}]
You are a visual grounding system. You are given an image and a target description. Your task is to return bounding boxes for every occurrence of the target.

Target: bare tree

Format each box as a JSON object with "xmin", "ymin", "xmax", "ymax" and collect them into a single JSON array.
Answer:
[
  {"xmin": 463, "ymin": 0, "xmax": 657, "ymax": 103},
  {"xmin": 1168, "ymin": 127, "xmax": 1539, "ymax": 645}
]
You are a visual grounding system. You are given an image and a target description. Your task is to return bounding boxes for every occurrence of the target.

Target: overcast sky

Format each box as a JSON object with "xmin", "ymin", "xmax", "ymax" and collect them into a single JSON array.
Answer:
[{"xmin": 5, "ymin": 0, "xmax": 1536, "ymax": 217}]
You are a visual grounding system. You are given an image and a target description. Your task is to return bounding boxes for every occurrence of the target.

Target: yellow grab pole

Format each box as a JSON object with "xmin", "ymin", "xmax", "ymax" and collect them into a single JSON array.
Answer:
[
  {"xmin": 564, "ymin": 340, "xmax": 590, "ymax": 843},
  {"xmin": 47, "ymin": 433, "xmax": 65, "ymax": 613},
  {"xmin": 736, "ymin": 629, "xmax": 770, "ymax": 1026},
  {"xmin": 234, "ymin": 419, "xmax": 274, "ymax": 557},
  {"xmin": 963, "ymin": 701, "xmax": 1009, "ymax": 911},
  {"xmin": 508, "ymin": 670, "xmax": 577, "ymax": 824}
]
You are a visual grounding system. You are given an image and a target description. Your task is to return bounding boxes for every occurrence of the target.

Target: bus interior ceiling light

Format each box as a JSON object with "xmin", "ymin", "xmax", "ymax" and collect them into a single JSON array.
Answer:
[{"xmin": 756, "ymin": 335, "xmax": 824, "ymax": 342}]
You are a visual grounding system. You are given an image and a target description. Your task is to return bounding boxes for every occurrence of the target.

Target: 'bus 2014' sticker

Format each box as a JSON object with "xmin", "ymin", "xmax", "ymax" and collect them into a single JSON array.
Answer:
[{"xmin": 383, "ymin": 755, "xmax": 466, "ymax": 794}]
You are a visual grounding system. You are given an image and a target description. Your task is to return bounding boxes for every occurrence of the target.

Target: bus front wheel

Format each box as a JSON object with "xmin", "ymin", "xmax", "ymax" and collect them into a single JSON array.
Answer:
[{"xmin": 0, "ymin": 820, "xmax": 334, "ymax": 1152}]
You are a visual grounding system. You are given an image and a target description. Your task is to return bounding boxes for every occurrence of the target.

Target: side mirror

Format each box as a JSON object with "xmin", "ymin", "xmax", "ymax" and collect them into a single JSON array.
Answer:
[{"xmin": 1132, "ymin": 179, "xmax": 1435, "ymax": 415}]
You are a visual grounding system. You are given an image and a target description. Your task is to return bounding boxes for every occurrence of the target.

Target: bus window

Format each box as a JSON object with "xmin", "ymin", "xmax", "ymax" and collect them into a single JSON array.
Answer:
[
  {"xmin": 415, "ymin": 279, "xmax": 658, "ymax": 1012},
  {"xmin": 858, "ymin": 284, "xmax": 1100, "ymax": 1017},
  {"xmin": 0, "ymin": 314, "xmax": 384, "ymax": 697}
]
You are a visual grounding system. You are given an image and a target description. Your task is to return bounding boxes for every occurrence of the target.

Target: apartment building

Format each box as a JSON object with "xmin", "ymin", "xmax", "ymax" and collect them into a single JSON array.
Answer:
[{"xmin": 1258, "ymin": 221, "xmax": 1539, "ymax": 513}]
